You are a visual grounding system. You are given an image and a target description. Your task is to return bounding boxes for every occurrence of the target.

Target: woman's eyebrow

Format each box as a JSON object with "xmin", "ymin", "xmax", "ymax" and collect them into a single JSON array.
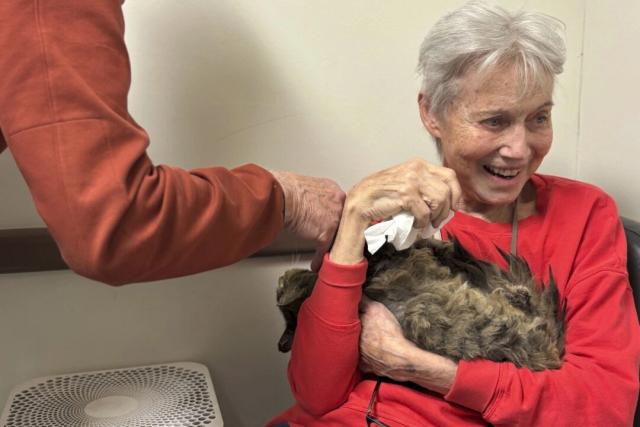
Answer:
[
  {"xmin": 535, "ymin": 101, "xmax": 555, "ymax": 110},
  {"xmin": 473, "ymin": 101, "xmax": 554, "ymax": 118},
  {"xmin": 474, "ymin": 109, "xmax": 509, "ymax": 117}
]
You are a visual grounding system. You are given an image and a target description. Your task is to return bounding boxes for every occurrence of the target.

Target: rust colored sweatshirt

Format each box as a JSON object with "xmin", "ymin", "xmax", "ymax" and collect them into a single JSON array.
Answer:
[
  {"xmin": 270, "ymin": 174, "xmax": 640, "ymax": 426},
  {"xmin": 0, "ymin": 1, "xmax": 284, "ymax": 285}
]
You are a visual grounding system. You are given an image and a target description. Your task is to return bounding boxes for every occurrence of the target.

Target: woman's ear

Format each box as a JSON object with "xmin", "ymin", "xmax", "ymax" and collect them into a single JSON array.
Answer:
[{"xmin": 417, "ymin": 94, "xmax": 443, "ymax": 139}]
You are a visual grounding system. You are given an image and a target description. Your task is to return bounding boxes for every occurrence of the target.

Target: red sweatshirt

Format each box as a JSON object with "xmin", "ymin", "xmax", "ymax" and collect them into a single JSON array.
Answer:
[
  {"xmin": 270, "ymin": 174, "xmax": 640, "ymax": 426},
  {"xmin": 0, "ymin": 1, "xmax": 284, "ymax": 285}
]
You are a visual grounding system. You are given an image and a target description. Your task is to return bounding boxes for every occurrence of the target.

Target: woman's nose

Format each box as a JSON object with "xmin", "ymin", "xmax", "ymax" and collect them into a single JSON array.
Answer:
[{"xmin": 499, "ymin": 124, "xmax": 530, "ymax": 159}]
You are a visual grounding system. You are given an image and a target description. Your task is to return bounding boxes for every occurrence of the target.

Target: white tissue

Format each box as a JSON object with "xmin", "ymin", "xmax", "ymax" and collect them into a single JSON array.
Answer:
[{"xmin": 364, "ymin": 212, "xmax": 454, "ymax": 254}]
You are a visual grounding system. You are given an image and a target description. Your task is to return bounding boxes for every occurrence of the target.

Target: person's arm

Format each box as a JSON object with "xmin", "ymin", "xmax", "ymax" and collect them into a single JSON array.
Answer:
[
  {"xmin": 360, "ymin": 196, "xmax": 640, "ymax": 425},
  {"xmin": 0, "ymin": 1, "xmax": 343, "ymax": 285},
  {"xmin": 287, "ymin": 203, "xmax": 370, "ymax": 416},
  {"xmin": 287, "ymin": 158, "xmax": 462, "ymax": 415},
  {"xmin": 446, "ymin": 269, "xmax": 638, "ymax": 425},
  {"xmin": 287, "ymin": 254, "xmax": 366, "ymax": 416},
  {"xmin": 362, "ymin": 270, "xmax": 639, "ymax": 424}
]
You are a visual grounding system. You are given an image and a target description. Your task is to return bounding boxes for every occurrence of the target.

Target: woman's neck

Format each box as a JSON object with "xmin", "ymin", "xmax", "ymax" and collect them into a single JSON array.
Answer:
[{"xmin": 459, "ymin": 181, "xmax": 537, "ymax": 223}]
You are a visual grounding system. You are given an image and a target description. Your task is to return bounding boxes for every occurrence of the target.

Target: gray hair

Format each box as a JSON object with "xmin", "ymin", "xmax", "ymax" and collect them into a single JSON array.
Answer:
[{"xmin": 417, "ymin": 1, "xmax": 566, "ymax": 118}]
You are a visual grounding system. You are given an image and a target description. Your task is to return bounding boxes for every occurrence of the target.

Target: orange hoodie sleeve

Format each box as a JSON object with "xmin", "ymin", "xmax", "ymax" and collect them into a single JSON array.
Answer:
[{"xmin": 0, "ymin": 1, "xmax": 284, "ymax": 285}]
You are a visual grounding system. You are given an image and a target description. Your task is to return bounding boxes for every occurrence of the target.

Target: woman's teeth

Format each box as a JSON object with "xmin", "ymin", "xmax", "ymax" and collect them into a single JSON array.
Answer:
[{"xmin": 484, "ymin": 165, "xmax": 520, "ymax": 179}]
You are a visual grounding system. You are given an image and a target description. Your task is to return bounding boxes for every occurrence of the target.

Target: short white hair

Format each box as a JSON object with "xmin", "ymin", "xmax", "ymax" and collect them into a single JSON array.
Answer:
[{"xmin": 417, "ymin": 1, "xmax": 566, "ymax": 118}]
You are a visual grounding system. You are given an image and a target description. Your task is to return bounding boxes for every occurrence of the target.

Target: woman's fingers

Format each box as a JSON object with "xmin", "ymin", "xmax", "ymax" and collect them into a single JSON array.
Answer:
[
  {"xmin": 420, "ymin": 179, "xmax": 451, "ymax": 227},
  {"xmin": 345, "ymin": 159, "xmax": 461, "ymax": 229},
  {"xmin": 417, "ymin": 164, "xmax": 462, "ymax": 227},
  {"xmin": 358, "ymin": 300, "xmax": 413, "ymax": 378},
  {"xmin": 429, "ymin": 166, "xmax": 462, "ymax": 212},
  {"xmin": 406, "ymin": 196, "xmax": 432, "ymax": 229},
  {"xmin": 330, "ymin": 159, "xmax": 461, "ymax": 264}
]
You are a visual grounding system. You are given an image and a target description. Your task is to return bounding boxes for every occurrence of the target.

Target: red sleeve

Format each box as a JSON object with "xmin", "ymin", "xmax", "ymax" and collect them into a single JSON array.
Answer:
[
  {"xmin": 0, "ymin": 1, "xmax": 284, "ymax": 285},
  {"xmin": 444, "ymin": 194, "xmax": 640, "ymax": 426},
  {"xmin": 287, "ymin": 254, "xmax": 367, "ymax": 417}
]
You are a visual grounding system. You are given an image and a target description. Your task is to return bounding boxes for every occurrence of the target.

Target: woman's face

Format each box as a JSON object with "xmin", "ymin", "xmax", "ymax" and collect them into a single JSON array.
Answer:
[{"xmin": 420, "ymin": 63, "xmax": 554, "ymax": 213}]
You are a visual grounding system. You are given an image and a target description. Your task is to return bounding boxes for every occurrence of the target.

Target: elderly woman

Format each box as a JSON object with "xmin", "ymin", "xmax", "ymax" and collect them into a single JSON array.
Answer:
[{"xmin": 269, "ymin": 2, "xmax": 640, "ymax": 426}]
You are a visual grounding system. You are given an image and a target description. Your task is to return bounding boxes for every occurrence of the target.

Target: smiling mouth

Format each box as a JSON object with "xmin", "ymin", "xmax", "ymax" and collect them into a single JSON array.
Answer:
[{"xmin": 483, "ymin": 165, "xmax": 520, "ymax": 180}]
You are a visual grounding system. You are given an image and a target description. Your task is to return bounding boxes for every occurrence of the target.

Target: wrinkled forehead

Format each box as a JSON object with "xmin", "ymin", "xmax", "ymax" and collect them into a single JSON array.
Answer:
[{"xmin": 453, "ymin": 61, "xmax": 555, "ymax": 113}]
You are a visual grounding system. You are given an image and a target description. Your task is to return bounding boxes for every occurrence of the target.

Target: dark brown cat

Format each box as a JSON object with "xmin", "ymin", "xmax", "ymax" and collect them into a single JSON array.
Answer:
[{"xmin": 276, "ymin": 238, "xmax": 565, "ymax": 371}]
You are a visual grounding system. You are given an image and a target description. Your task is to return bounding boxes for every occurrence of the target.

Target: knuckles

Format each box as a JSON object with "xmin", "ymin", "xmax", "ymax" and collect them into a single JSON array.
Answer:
[
  {"xmin": 407, "ymin": 157, "xmax": 429, "ymax": 171},
  {"xmin": 442, "ymin": 167, "xmax": 457, "ymax": 180}
]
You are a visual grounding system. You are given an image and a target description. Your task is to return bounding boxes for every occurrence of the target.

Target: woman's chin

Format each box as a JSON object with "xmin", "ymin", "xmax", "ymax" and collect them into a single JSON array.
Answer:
[
  {"xmin": 480, "ymin": 175, "xmax": 529, "ymax": 204},
  {"xmin": 460, "ymin": 172, "xmax": 530, "ymax": 213}
]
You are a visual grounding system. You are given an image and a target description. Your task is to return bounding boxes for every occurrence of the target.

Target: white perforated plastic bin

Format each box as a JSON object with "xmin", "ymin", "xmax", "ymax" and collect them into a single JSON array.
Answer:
[{"xmin": 1, "ymin": 362, "xmax": 223, "ymax": 427}]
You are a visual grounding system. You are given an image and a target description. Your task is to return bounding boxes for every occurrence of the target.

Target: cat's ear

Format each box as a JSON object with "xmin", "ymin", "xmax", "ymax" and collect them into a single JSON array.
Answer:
[
  {"xmin": 545, "ymin": 266, "xmax": 565, "ymax": 319},
  {"xmin": 495, "ymin": 245, "xmax": 532, "ymax": 281}
]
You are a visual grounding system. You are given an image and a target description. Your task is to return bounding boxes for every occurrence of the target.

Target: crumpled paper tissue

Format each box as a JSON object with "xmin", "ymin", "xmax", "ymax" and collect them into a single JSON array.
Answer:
[{"xmin": 364, "ymin": 212, "xmax": 454, "ymax": 254}]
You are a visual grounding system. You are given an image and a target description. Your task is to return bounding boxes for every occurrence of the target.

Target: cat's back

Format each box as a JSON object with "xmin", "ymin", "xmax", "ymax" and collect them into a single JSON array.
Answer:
[{"xmin": 361, "ymin": 239, "xmax": 563, "ymax": 369}]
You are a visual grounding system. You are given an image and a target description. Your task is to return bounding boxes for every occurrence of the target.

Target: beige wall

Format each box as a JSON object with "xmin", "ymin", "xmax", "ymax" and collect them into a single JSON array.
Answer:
[
  {"xmin": 0, "ymin": 1, "xmax": 636, "ymax": 425},
  {"xmin": 579, "ymin": 0, "xmax": 640, "ymax": 219},
  {"xmin": 121, "ymin": 0, "xmax": 584, "ymax": 184}
]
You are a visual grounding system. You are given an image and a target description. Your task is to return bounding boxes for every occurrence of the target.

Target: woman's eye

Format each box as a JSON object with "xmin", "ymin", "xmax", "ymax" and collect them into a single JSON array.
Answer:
[
  {"xmin": 536, "ymin": 114, "xmax": 549, "ymax": 124},
  {"xmin": 529, "ymin": 113, "xmax": 551, "ymax": 130},
  {"xmin": 482, "ymin": 117, "xmax": 506, "ymax": 129},
  {"xmin": 530, "ymin": 111, "xmax": 551, "ymax": 126}
]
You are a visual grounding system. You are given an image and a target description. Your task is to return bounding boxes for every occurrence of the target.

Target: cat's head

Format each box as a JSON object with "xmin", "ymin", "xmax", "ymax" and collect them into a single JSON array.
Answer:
[
  {"xmin": 277, "ymin": 268, "xmax": 316, "ymax": 306},
  {"xmin": 276, "ymin": 268, "xmax": 317, "ymax": 353}
]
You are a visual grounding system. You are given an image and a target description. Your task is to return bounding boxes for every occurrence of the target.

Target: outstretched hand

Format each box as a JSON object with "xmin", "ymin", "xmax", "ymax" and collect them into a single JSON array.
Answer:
[{"xmin": 271, "ymin": 170, "xmax": 345, "ymax": 271}]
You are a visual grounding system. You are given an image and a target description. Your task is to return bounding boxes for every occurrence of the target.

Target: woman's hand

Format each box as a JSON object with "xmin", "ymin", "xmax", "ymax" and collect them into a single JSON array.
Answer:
[
  {"xmin": 359, "ymin": 297, "xmax": 458, "ymax": 395},
  {"xmin": 358, "ymin": 297, "xmax": 416, "ymax": 379},
  {"xmin": 329, "ymin": 159, "xmax": 461, "ymax": 265},
  {"xmin": 347, "ymin": 158, "xmax": 461, "ymax": 228}
]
